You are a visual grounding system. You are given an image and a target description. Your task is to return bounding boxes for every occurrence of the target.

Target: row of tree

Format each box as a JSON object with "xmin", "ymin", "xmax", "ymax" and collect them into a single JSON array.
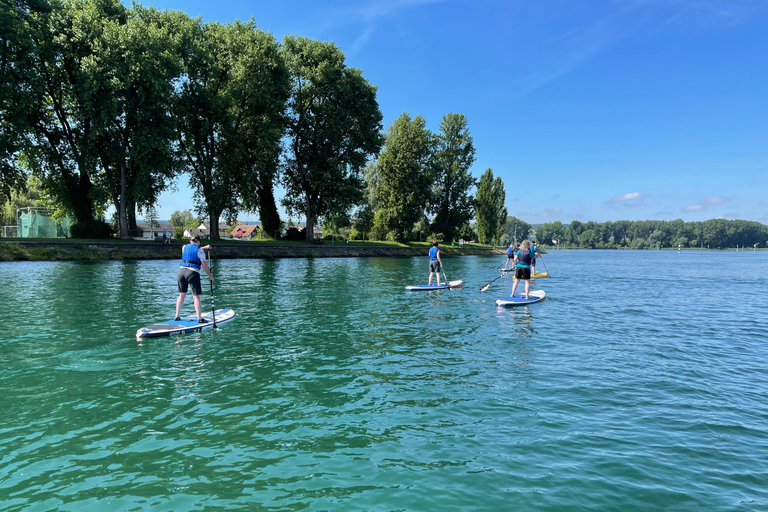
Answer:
[
  {"xmin": 529, "ymin": 219, "xmax": 768, "ymax": 249},
  {"xmin": 354, "ymin": 112, "xmax": 507, "ymax": 243},
  {"xmin": 1, "ymin": 0, "xmax": 385, "ymax": 240}
]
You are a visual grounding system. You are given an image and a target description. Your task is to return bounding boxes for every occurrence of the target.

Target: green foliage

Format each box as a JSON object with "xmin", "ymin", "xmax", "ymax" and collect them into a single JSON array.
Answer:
[
  {"xmin": 371, "ymin": 113, "xmax": 433, "ymax": 243},
  {"xmin": 503, "ymin": 216, "xmax": 531, "ymax": 244},
  {"xmin": 280, "ymin": 36, "xmax": 384, "ymax": 241},
  {"xmin": 0, "ymin": 176, "xmax": 43, "ymax": 226},
  {"xmin": 534, "ymin": 220, "xmax": 566, "ymax": 245},
  {"xmin": 176, "ymin": 19, "xmax": 290, "ymax": 240},
  {"xmin": 283, "ymin": 226, "xmax": 305, "ymax": 241},
  {"xmin": 70, "ymin": 219, "xmax": 114, "ymax": 239},
  {"xmin": 474, "ymin": 168, "xmax": 506, "ymax": 245},
  {"xmin": 526, "ymin": 218, "xmax": 768, "ymax": 249},
  {"xmin": 5, "ymin": 0, "xmax": 128, "ymax": 225},
  {"xmin": 429, "ymin": 113, "xmax": 477, "ymax": 242},
  {"xmin": 88, "ymin": 4, "xmax": 186, "ymax": 238}
]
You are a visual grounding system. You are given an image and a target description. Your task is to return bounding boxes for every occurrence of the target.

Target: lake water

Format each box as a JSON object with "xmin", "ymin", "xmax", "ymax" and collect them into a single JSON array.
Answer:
[{"xmin": 1, "ymin": 249, "xmax": 767, "ymax": 511}]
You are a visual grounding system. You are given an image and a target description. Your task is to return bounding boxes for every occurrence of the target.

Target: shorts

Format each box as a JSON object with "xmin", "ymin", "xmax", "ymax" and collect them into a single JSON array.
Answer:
[
  {"xmin": 515, "ymin": 267, "xmax": 531, "ymax": 280},
  {"xmin": 178, "ymin": 267, "xmax": 202, "ymax": 296},
  {"xmin": 429, "ymin": 260, "xmax": 440, "ymax": 273}
]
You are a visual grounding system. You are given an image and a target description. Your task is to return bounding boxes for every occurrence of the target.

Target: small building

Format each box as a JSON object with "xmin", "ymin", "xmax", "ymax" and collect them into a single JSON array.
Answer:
[
  {"xmin": 136, "ymin": 222, "xmax": 173, "ymax": 240},
  {"xmin": 231, "ymin": 224, "xmax": 262, "ymax": 240}
]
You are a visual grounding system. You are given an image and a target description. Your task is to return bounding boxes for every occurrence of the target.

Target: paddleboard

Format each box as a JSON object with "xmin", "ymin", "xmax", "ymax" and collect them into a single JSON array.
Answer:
[
  {"xmin": 496, "ymin": 290, "xmax": 546, "ymax": 307},
  {"xmin": 136, "ymin": 308, "xmax": 236, "ymax": 338},
  {"xmin": 514, "ymin": 271, "xmax": 548, "ymax": 279},
  {"xmin": 405, "ymin": 280, "xmax": 463, "ymax": 291}
]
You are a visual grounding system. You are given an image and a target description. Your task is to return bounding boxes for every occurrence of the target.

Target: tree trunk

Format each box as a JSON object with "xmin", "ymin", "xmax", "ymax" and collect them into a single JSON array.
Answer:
[
  {"xmin": 119, "ymin": 159, "xmax": 129, "ymax": 239},
  {"xmin": 305, "ymin": 204, "xmax": 315, "ymax": 242},
  {"xmin": 119, "ymin": 129, "xmax": 130, "ymax": 239},
  {"xmin": 127, "ymin": 199, "xmax": 137, "ymax": 236},
  {"xmin": 209, "ymin": 212, "xmax": 220, "ymax": 240},
  {"xmin": 257, "ymin": 181, "xmax": 281, "ymax": 238}
]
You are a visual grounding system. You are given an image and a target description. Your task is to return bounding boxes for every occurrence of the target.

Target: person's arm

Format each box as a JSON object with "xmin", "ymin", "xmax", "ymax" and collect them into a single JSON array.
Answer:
[
  {"xmin": 201, "ymin": 260, "xmax": 213, "ymax": 281},
  {"xmin": 437, "ymin": 249, "xmax": 442, "ymax": 266}
]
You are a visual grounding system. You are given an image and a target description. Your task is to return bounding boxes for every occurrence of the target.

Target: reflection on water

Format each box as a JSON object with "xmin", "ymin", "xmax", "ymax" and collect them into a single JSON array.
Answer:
[{"xmin": 1, "ymin": 251, "xmax": 767, "ymax": 510}]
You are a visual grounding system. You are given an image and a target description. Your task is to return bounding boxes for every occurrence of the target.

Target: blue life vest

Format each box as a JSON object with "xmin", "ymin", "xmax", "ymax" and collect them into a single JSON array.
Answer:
[
  {"xmin": 507, "ymin": 247, "xmax": 514, "ymax": 256},
  {"xmin": 429, "ymin": 247, "xmax": 439, "ymax": 260},
  {"xmin": 180, "ymin": 244, "xmax": 201, "ymax": 270},
  {"xmin": 516, "ymin": 248, "xmax": 534, "ymax": 268}
]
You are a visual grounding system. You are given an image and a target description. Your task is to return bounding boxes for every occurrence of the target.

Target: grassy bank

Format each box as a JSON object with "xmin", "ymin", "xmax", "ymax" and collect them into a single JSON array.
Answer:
[{"xmin": 0, "ymin": 238, "xmax": 497, "ymax": 262}]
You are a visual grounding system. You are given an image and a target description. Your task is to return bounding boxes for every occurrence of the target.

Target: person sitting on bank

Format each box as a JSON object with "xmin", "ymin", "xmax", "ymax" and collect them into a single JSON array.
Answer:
[{"xmin": 175, "ymin": 235, "xmax": 213, "ymax": 322}]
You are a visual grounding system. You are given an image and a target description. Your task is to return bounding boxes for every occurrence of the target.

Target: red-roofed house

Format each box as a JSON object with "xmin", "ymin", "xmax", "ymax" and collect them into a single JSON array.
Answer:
[{"xmin": 231, "ymin": 224, "xmax": 261, "ymax": 240}]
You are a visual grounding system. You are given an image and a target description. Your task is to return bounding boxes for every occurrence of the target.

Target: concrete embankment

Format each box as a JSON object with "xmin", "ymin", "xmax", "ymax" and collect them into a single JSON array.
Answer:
[{"xmin": 0, "ymin": 240, "xmax": 499, "ymax": 262}]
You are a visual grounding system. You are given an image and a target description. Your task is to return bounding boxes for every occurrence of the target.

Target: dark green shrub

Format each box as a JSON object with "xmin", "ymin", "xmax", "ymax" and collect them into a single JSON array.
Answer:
[
  {"xmin": 70, "ymin": 219, "xmax": 115, "ymax": 239},
  {"xmin": 283, "ymin": 226, "xmax": 305, "ymax": 241}
]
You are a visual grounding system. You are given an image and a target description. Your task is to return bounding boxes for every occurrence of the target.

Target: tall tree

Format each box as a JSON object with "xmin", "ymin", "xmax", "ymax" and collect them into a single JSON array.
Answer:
[
  {"xmin": 175, "ymin": 19, "xmax": 289, "ymax": 240},
  {"xmin": 280, "ymin": 36, "xmax": 384, "ymax": 241},
  {"xmin": 87, "ymin": 5, "xmax": 185, "ymax": 238},
  {"xmin": 4, "ymin": 0, "xmax": 126, "ymax": 226},
  {"xmin": 429, "ymin": 113, "xmax": 476, "ymax": 241},
  {"xmin": 371, "ymin": 113, "xmax": 433, "ymax": 243},
  {"xmin": 475, "ymin": 168, "xmax": 506, "ymax": 245},
  {"xmin": 504, "ymin": 216, "xmax": 531, "ymax": 244},
  {"xmin": 0, "ymin": 0, "xmax": 51, "ymax": 201}
]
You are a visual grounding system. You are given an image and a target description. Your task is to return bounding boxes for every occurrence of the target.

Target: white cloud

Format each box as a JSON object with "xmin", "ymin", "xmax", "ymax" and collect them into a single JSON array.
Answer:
[
  {"xmin": 539, "ymin": 208, "xmax": 563, "ymax": 218},
  {"xmin": 683, "ymin": 196, "xmax": 727, "ymax": 212},
  {"xmin": 608, "ymin": 192, "xmax": 644, "ymax": 206}
]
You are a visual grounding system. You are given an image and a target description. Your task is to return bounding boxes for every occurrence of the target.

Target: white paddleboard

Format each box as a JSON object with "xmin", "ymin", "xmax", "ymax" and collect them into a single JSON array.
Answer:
[
  {"xmin": 405, "ymin": 280, "xmax": 463, "ymax": 291},
  {"xmin": 496, "ymin": 290, "xmax": 546, "ymax": 307},
  {"xmin": 136, "ymin": 308, "xmax": 236, "ymax": 338}
]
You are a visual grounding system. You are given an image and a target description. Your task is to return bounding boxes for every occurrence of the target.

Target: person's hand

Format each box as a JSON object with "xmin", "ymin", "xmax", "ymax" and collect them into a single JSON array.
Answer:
[{"xmin": 209, "ymin": 275, "xmax": 214, "ymax": 282}]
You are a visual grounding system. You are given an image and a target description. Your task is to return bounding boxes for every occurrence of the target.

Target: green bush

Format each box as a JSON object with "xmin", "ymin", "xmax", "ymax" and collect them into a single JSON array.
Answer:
[
  {"xmin": 283, "ymin": 226, "xmax": 305, "ymax": 241},
  {"xmin": 70, "ymin": 219, "xmax": 114, "ymax": 239}
]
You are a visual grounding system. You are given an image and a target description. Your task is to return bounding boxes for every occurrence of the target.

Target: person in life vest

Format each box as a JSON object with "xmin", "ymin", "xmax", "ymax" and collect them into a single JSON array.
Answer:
[
  {"xmin": 510, "ymin": 240, "xmax": 535, "ymax": 299},
  {"xmin": 428, "ymin": 240, "xmax": 443, "ymax": 286},
  {"xmin": 503, "ymin": 243, "xmax": 516, "ymax": 270},
  {"xmin": 531, "ymin": 240, "xmax": 539, "ymax": 276},
  {"xmin": 175, "ymin": 234, "xmax": 213, "ymax": 322}
]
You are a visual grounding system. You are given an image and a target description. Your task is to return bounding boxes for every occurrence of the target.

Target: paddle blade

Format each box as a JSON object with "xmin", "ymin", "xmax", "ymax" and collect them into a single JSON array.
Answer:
[{"xmin": 480, "ymin": 283, "xmax": 490, "ymax": 292}]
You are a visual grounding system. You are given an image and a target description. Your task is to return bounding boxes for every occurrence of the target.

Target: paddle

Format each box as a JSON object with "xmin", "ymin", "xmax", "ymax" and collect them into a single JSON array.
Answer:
[
  {"xmin": 208, "ymin": 248, "xmax": 217, "ymax": 329},
  {"xmin": 537, "ymin": 252, "xmax": 551, "ymax": 277},
  {"xmin": 480, "ymin": 274, "xmax": 504, "ymax": 292},
  {"xmin": 440, "ymin": 265, "xmax": 449, "ymax": 286}
]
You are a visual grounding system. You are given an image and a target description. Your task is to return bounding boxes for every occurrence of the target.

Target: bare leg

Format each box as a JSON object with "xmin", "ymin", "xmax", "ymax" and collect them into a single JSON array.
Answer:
[
  {"xmin": 510, "ymin": 279, "xmax": 519, "ymax": 298},
  {"xmin": 175, "ymin": 293, "xmax": 186, "ymax": 318},
  {"xmin": 428, "ymin": 272, "xmax": 433, "ymax": 285},
  {"xmin": 524, "ymin": 279, "xmax": 530, "ymax": 299},
  {"xmin": 193, "ymin": 294, "xmax": 203, "ymax": 320}
]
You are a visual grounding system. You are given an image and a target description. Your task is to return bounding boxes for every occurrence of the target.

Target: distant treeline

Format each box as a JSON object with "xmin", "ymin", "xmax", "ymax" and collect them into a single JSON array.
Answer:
[{"xmin": 502, "ymin": 217, "xmax": 768, "ymax": 249}]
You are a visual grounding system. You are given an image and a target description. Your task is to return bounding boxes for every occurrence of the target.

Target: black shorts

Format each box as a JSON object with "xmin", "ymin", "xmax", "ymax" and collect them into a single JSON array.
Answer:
[
  {"xmin": 515, "ymin": 267, "xmax": 531, "ymax": 280},
  {"xmin": 178, "ymin": 267, "xmax": 202, "ymax": 296},
  {"xmin": 430, "ymin": 260, "xmax": 440, "ymax": 273}
]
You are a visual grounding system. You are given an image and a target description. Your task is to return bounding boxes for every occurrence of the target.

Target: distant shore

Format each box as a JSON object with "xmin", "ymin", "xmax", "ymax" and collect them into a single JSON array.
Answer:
[{"xmin": 0, "ymin": 239, "xmax": 500, "ymax": 262}]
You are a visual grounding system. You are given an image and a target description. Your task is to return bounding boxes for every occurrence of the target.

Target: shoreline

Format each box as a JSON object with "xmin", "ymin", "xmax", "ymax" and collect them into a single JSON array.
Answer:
[{"xmin": 0, "ymin": 240, "xmax": 500, "ymax": 262}]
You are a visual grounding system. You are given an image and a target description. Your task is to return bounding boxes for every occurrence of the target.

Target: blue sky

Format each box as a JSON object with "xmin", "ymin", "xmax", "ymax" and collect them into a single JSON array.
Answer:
[{"xmin": 139, "ymin": 0, "xmax": 768, "ymax": 225}]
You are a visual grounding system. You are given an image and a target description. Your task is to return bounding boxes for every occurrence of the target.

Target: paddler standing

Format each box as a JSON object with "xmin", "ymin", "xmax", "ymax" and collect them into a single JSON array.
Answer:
[
  {"xmin": 428, "ymin": 240, "xmax": 443, "ymax": 286},
  {"xmin": 175, "ymin": 234, "xmax": 213, "ymax": 322},
  {"xmin": 510, "ymin": 240, "xmax": 535, "ymax": 300}
]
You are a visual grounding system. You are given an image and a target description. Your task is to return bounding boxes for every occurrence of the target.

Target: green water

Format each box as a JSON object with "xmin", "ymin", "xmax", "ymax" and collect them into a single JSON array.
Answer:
[{"xmin": 1, "ymin": 251, "xmax": 767, "ymax": 511}]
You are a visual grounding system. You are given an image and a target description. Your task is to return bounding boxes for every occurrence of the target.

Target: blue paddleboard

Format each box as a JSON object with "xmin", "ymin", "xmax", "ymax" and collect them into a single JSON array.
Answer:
[
  {"xmin": 496, "ymin": 290, "xmax": 546, "ymax": 307},
  {"xmin": 136, "ymin": 308, "xmax": 236, "ymax": 338},
  {"xmin": 405, "ymin": 280, "xmax": 463, "ymax": 291}
]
